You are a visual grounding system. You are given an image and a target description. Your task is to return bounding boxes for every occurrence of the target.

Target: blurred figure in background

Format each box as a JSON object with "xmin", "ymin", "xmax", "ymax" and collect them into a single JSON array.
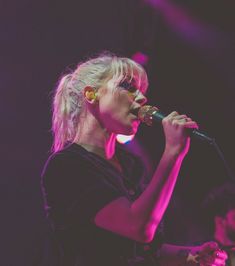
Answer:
[{"xmin": 204, "ymin": 182, "xmax": 235, "ymax": 266}]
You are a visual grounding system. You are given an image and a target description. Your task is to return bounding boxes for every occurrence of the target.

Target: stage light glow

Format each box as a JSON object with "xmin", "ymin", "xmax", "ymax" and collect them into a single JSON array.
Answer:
[
  {"xmin": 116, "ymin": 134, "xmax": 135, "ymax": 144},
  {"xmin": 132, "ymin": 51, "xmax": 149, "ymax": 66}
]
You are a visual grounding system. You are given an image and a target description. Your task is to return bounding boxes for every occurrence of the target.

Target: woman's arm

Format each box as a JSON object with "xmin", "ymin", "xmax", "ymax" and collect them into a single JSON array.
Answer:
[{"xmin": 95, "ymin": 112, "xmax": 197, "ymax": 243}]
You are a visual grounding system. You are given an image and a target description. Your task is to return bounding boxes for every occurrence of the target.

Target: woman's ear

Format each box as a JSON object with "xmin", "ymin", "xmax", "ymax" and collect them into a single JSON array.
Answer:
[{"xmin": 83, "ymin": 86, "xmax": 98, "ymax": 104}]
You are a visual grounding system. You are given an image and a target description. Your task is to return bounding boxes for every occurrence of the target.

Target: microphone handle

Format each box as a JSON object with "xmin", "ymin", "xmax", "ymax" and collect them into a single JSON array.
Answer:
[
  {"xmin": 151, "ymin": 110, "xmax": 215, "ymax": 144},
  {"xmin": 190, "ymin": 129, "xmax": 215, "ymax": 143}
]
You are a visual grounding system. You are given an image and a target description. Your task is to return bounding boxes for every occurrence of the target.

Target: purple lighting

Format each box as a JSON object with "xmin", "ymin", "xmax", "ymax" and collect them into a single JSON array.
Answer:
[
  {"xmin": 132, "ymin": 51, "xmax": 149, "ymax": 66},
  {"xmin": 143, "ymin": 0, "xmax": 216, "ymax": 47}
]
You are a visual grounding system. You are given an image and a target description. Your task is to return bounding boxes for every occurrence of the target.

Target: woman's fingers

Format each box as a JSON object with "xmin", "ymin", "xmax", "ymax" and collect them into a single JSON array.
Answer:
[{"xmin": 164, "ymin": 111, "xmax": 198, "ymax": 129}]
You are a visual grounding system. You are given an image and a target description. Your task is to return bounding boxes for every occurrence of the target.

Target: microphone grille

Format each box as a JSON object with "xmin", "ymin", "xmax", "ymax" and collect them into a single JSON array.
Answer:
[{"xmin": 138, "ymin": 105, "xmax": 159, "ymax": 126}]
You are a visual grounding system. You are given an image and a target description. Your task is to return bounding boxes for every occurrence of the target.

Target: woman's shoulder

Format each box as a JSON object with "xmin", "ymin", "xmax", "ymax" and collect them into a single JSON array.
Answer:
[
  {"xmin": 44, "ymin": 143, "xmax": 90, "ymax": 167},
  {"xmin": 41, "ymin": 143, "xmax": 92, "ymax": 186}
]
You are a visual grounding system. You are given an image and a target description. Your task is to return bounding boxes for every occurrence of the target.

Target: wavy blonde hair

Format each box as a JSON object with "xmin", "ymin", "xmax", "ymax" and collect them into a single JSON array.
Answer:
[{"xmin": 52, "ymin": 52, "xmax": 148, "ymax": 152}]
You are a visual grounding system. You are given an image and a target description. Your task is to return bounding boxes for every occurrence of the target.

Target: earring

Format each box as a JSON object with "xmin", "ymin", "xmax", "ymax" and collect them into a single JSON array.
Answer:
[{"xmin": 85, "ymin": 91, "xmax": 96, "ymax": 101}]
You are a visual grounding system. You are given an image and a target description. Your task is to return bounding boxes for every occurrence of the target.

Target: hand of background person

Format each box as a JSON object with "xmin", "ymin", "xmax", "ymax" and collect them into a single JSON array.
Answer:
[{"xmin": 197, "ymin": 241, "xmax": 228, "ymax": 266}]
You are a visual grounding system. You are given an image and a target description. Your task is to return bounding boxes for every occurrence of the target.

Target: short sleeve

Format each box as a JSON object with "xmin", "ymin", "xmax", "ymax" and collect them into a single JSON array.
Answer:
[{"xmin": 41, "ymin": 150, "xmax": 126, "ymax": 229}]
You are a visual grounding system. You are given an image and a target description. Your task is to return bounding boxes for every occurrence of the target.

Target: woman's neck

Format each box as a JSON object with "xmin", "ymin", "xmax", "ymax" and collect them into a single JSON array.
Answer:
[{"xmin": 74, "ymin": 114, "xmax": 117, "ymax": 160}]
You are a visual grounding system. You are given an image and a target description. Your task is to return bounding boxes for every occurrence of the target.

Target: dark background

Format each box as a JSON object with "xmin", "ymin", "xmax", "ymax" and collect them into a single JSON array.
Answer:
[{"xmin": 1, "ymin": 0, "xmax": 234, "ymax": 265}]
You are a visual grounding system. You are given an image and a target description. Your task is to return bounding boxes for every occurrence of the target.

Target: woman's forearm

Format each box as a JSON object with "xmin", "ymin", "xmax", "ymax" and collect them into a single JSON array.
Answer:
[{"xmin": 131, "ymin": 148, "xmax": 186, "ymax": 242}]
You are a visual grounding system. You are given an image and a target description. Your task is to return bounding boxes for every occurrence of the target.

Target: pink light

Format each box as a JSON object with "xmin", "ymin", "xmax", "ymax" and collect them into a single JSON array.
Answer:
[
  {"xmin": 132, "ymin": 51, "xmax": 149, "ymax": 66},
  {"xmin": 144, "ymin": 0, "xmax": 216, "ymax": 48}
]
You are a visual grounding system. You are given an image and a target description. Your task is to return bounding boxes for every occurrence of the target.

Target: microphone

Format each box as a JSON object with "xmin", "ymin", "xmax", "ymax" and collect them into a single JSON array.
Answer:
[{"xmin": 132, "ymin": 105, "xmax": 215, "ymax": 144}]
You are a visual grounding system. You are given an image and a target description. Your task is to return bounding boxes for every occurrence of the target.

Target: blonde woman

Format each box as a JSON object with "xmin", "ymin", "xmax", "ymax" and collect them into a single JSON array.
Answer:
[{"xmin": 41, "ymin": 53, "xmax": 227, "ymax": 266}]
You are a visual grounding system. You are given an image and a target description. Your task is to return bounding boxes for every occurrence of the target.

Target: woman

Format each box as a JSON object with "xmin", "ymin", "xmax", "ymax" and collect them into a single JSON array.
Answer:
[{"xmin": 41, "ymin": 53, "xmax": 227, "ymax": 266}]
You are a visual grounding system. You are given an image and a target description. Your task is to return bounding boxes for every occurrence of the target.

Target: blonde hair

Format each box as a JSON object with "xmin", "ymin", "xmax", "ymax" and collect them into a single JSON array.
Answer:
[{"xmin": 52, "ymin": 52, "xmax": 148, "ymax": 152}]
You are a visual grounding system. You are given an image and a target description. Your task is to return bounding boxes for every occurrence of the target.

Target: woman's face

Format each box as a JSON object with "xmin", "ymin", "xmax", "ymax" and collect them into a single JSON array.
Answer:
[{"xmin": 97, "ymin": 78, "xmax": 147, "ymax": 135}]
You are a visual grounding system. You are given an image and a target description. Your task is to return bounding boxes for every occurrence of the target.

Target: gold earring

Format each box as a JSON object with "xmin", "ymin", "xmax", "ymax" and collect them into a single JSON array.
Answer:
[{"xmin": 85, "ymin": 91, "xmax": 97, "ymax": 101}]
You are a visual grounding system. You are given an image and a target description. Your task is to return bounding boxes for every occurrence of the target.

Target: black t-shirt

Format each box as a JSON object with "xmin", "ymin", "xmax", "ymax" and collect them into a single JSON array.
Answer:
[{"xmin": 41, "ymin": 143, "xmax": 163, "ymax": 266}]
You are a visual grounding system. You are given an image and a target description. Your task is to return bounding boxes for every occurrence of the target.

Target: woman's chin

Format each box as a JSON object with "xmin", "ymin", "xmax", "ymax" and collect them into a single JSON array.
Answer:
[
  {"xmin": 117, "ymin": 126, "xmax": 135, "ymax": 136},
  {"xmin": 113, "ymin": 121, "xmax": 139, "ymax": 135},
  {"xmin": 124, "ymin": 126, "xmax": 138, "ymax": 135}
]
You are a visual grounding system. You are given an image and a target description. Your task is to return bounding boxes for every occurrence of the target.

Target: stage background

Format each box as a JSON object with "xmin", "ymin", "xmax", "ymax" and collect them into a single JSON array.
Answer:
[{"xmin": 1, "ymin": 0, "xmax": 234, "ymax": 265}]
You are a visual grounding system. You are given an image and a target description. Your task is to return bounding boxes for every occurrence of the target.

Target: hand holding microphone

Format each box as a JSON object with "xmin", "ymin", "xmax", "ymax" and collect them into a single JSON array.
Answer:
[
  {"xmin": 162, "ymin": 110, "xmax": 198, "ymax": 156},
  {"xmin": 132, "ymin": 105, "xmax": 214, "ymax": 144}
]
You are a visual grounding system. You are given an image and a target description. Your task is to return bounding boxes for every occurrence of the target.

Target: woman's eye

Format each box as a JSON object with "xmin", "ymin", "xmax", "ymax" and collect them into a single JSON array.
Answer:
[
  {"xmin": 119, "ymin": 81, "xmax": 131, "ymax": 89},
  {"xmin": 119, "ymin": 81, "xmax": 137, "ymax": 93}
]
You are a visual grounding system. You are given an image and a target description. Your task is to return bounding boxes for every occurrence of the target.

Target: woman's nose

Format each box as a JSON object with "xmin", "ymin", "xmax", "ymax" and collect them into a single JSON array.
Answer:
[{"xmin": 135, "ymin": 91, "xmax": 147, "ymax": 106}]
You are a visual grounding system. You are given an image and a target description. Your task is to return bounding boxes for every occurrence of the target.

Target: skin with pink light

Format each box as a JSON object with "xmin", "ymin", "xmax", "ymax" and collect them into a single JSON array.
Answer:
[{"xmin": 215, "ymin": 209, "xmax": 235, "ymax": 247}]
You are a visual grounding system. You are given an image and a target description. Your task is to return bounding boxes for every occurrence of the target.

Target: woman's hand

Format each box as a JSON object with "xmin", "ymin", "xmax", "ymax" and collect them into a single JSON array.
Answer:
[{"xmin": 163, "ymin": 111, "xmax": 198, "ymax": 157}]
